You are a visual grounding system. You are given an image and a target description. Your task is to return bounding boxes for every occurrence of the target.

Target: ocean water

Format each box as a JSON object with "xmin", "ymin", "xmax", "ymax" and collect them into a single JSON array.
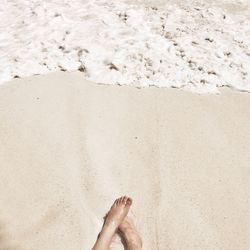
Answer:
[{"xmin": 0, "ymin": 0, "xmax": 249, "ymax": 93}]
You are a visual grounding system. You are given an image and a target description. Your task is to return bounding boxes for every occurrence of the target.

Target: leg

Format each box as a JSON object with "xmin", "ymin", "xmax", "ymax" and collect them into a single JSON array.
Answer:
[
  {"xmin": 92, "ymin": 196, "xmax": 132, "ymax": 250},
  {"xmin": 119, "ymin": 217, "xmax": 142, "ymax": 250}
]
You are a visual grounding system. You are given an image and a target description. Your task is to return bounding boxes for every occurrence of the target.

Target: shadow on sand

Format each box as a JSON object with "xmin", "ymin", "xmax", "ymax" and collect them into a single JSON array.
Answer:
[{"xmin": 0, "ymin": 222, "xmax": 19, "ymax": 250}]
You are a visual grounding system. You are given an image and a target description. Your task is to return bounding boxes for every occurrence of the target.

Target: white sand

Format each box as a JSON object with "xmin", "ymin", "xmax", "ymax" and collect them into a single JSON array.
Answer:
[{"xmin": 0, "ymin": 71, "xmax": 250, "ymax": 249}]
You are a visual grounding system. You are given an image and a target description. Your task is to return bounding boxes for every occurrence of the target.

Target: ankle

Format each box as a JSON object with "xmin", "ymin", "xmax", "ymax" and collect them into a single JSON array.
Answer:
[
  {"xmin": 100, "ymin": 224, "xmax": 117, "ymax": 238},
  {"xmin": 125, "ymin": 234, "xmax": 142, "ymax": 250},
  {"xmin": 127, "ymin": 242, "xmax": 142, "ymax": 250}
]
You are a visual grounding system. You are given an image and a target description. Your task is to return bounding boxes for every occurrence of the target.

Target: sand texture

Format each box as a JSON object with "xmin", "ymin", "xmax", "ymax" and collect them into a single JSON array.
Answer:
[{"xmin": 0, "ymin": 71, "xmax": 250, "ymax": 249}]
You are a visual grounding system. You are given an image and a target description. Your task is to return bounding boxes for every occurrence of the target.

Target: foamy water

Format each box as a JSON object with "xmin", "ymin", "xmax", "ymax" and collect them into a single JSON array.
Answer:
[{"xmin": 0, "ymin": 0, "xmax": 249, "ymax": 93}]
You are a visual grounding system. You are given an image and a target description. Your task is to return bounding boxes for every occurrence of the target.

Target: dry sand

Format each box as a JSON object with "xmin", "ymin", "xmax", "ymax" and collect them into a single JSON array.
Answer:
[{"xmin": 0, "ymin": 71, "xmax": 249, "ymax": 250}]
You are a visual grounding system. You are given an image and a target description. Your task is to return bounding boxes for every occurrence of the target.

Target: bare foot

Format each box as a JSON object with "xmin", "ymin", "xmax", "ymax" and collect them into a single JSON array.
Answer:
[
  {"xmin": 119, "ymin": 217, "xmax": 142, "ymax": 250},
  {"xmin": 102, "ymin": 196, "xmax": 132, "ymax": 235},
  {"xmin": 92, "ymin": 196, "xmax": 132, "ymax": 250}
]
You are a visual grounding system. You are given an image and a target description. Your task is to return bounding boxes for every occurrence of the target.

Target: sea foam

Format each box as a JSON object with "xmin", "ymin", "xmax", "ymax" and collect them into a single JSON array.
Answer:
[{"xmin": 0, "ymin": 0, "xmax": 249, "ymax": 93}]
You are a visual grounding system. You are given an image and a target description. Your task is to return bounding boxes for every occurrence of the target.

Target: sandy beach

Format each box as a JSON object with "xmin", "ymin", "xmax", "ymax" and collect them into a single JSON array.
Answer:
[{"xmin": 0, "ymin": 71, "xmax": 249, "ymax": 249}]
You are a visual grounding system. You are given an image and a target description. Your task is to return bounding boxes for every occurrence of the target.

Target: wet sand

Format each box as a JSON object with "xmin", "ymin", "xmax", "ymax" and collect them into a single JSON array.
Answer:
[{"xmin": 0, "ymin": 71, "xmax": 249, "ymax": 249}]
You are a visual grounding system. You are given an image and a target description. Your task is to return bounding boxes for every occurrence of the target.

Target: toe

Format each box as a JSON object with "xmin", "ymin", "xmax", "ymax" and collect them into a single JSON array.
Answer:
[
  {"xmin": 116, "ymin": 197, "xmax": 121, "ymax": 205},
  {"xmin": 122, "ymin": 196, "xmax": 128, "ymax": 204},
  {"xmin": 118, "ymin": 197, "xmax": 124, "ymax": 205},
  {"xmin": 126, "ymin": 197, "xmax": 132, "ymax": 206},
  {"xmin": 115, "ymin": 199, "xmax": 119, "ymax": 206}
]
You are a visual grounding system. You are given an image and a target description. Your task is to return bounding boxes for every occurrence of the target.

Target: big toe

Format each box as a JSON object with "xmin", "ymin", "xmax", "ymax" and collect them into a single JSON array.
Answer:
[
  {"xmin": 126, "ymin": 197, "xmax": 132, "ymax": 206},
  {"xmin": 121, "ymin": 196, "xmax": 132, "ymax": 206}
]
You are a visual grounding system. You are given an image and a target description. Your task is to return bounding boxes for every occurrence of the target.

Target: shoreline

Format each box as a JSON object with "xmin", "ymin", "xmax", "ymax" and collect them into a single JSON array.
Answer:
[{"xmin": 1, "ymin": 0, "xmax": 249, "ymax": 93}]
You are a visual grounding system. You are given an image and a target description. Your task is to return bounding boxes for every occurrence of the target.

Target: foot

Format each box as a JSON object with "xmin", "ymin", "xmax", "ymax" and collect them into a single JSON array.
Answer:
[
  {"xmin": 119, "ymin": 217, "xmax": 142, "ymax": 250},
  {"xmin": 92, "ymin": 196, "xmax": 132, "ymax": 250},
  {"xmin": 101, "ymin": 196, "xmax": 132, "ymax": 236}
]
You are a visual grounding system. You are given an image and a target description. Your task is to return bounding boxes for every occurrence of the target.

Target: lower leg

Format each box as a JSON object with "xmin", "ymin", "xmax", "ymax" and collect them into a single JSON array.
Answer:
[
  {"xmin": 92, "ymin": 226, "xmax": 115, "ymax": 250},
  {"xmin": 119, "ymin": 217, "xmax": 142, "ymax": 250}
]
